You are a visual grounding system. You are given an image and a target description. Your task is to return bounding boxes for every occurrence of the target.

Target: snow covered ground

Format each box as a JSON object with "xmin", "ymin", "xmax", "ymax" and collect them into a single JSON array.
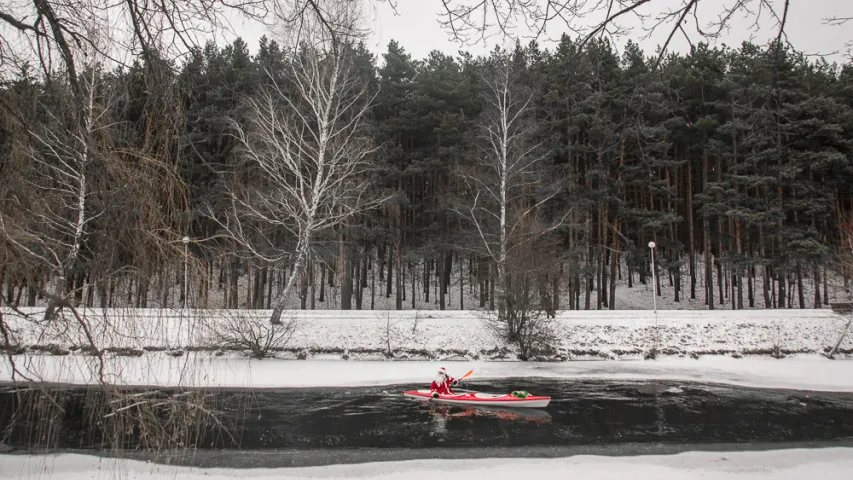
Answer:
[
  {"xmin": 3, "ymin": 306, "xmax": 852, "ymax": 391},
  {"xmin": 2, "ymin": 307, "xmax": 851, "ymax": 361},
  {"xmin": 3, "ymin": 356, "xmax": 853, "ymax": 392},
  {"xmin": 2, "ymin": 447, "xmax": 853, "ymax": 480}
]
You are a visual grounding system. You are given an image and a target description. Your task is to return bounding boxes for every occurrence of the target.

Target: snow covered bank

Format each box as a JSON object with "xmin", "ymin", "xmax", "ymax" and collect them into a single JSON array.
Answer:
[
  {"xmin": 3, "ymin": 356, "xmax": 853, "ymax": 392},
  {"xmin": 2, "ymin": 447, "xmax": 853, "ymax": 480},
  {"xmin": 2, "ymin": 307, "xmax": 851, "ymax": 361}
]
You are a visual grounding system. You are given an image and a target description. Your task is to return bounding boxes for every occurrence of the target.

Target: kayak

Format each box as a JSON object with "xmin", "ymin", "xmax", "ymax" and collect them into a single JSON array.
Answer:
[{"xmin": 403, "ymin": 389, "xmax": 551, "ymax": 408}]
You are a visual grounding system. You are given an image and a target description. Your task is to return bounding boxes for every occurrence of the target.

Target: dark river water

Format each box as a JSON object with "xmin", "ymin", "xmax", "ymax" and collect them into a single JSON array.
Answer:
[{"xmin": 2, "ymin": 378, "xmax": 853, "ymax": 467}]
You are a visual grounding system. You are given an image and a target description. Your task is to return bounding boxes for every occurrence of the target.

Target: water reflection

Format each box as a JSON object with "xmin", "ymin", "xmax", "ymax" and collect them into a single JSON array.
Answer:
[{"xmin": 424, "ymin": 402, "xmax": 552, "ymax": 434}]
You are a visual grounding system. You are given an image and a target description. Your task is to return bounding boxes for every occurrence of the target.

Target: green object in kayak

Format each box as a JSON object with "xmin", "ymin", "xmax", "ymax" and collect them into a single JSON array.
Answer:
[{"xmin": 511, "ymin": 390, "xmax": 529, "ymax": 398}]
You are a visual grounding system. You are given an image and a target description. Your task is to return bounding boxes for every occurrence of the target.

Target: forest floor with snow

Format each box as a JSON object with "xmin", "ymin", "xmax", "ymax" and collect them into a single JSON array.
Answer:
[{"xmin": 14, "ymin": 257, "xmax": 853, "ymax": 313}]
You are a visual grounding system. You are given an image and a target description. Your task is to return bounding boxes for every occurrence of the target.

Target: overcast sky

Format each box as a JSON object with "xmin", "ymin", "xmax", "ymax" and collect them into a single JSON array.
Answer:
[{"xmin": 224, "ymin": 0, "xmax": 853, "ymax": 66}]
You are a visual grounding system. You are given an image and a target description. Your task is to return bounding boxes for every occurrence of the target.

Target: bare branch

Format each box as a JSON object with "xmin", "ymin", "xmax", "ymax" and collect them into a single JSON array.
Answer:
[{"xmin": 437, "ymin": 1, "xmax": 852, "ymax": 63}]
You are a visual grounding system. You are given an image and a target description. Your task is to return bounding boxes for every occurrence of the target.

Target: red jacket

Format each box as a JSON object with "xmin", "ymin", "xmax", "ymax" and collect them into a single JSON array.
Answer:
[{"xmin": 431, "ymin": 374, "xmax": 456, "ymax": 395}]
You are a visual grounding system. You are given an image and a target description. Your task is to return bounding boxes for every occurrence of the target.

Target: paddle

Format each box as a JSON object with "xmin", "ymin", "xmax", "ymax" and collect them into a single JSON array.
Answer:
[{"xmin": 448, "ymin": 369, "xmax": 474, "ymax": 393}]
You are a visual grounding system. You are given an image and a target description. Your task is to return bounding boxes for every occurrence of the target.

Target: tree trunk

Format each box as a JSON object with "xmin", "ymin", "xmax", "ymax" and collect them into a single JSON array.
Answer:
[
  {"xmin": 341, "ymin": 245, "xmax": 352, "ymax": 310},
  {"xmin": 687, "ymin": 159, "xmax": 696, "ymax": 299},
  {"xmin": 27, "ymin": 282, "xmax": 37, "ymax": 307},
  {"xmin": 748, "ymin": 263, "xmax": 754, "ymax": 308},
  {"xmin": 245, "ymin": 264, "xmax": 252, "ymax": 309},
  {"xmin": 703, "ymin": 152, "xmax": 714, "ymax": 310},
  {"xmin": 735, "ymin": 220, "xmax": 743, "ymax": 309},
  {"xmin": 386, "ymin": 244, "xmax": 393, "ymax": 298},
  {"xmin": 609, "ymin": 220, "xmax": 619, "ymax": 310},
  {"xmin": 731, "ymin": 272, "xmax": 736, "ymax": 310},
  {"xmin": 424, "ymin": 258, "xmax": 430, "ymax": 303},
  {"xmin": 361, "ymin": 250, "xmax": 369, "ymax": 290},
  {"xmin": 378, "ymin": 243, "xmax": 385, "ymax": 283},
  {"xmin": 479, "ymin": 258, "xmax": 487, "ymax": 308},
  {"xmin": 553, "ymin": 264, "xmax": 561, "ymax": 311},
  {"xmin": 138, "ymin": 276, "xmax": 149, "ymax": 308},
  {"xmin": 98, "ymin": 279, "xmax": 107, "ymax": 308},
  {"xmin": 300, "ymin": 262, "xmax": 309, "ymax": 309},
  {"xmin": 489, "ymin": 263, "xmax": 495, "ymax": 310},
  {"xmin": 716, "ymin": 154, "xmax": 724, "ymax": 307},
  {"xmin": 108, "ymin": 277, "xmax": 115, "ymax": 308},
  {"xmin": 395, "ymin": 240, "xmax": 403, "ymax": 310},
  {"xmin": 459, "ymin": 254, "xmax": 464, "ymax": 309},
  {"xmin": 252, "ymin": 264, "xmax": 265, "ymax": 309},
  {"xmin": 127, "ymin": 275, "xmax": 134, "ymax": 307},
  {"xmin": 229, "ymin": 259, "xmax": 239, "ymax": 309},
  {"xmin": 439, "ymin": 253, "xmax": 446, "ymax": 310},
  {"xmin": 159, "ymin": 270, "xmax": 167, "ymax": 309},
  {"xmin": 813, "ymin": 265, "xmax": 822, "ymax": 308},
  {"xmin": 796, "ymin": 263, "xmax": 805, "ymax": 309},
  {"xmin": 443, "ymin": 252, "xmax": 453, "ymax": 296},
  {"xmin": 760, "ymin": 229, "xmax": 770, "ymax": 307},
  {"xmin": 627, "ymin": 259, "xmax": 633, "ymax": 288},
  {"xmin": 788, "ymin": 273, "xmax": 794, "ymax": 308},
  {"xmin": 310, "ymin": 260, "xmax": 315, "ymax": 310},
  {"xmin": 85, "ymin": 275, "xmax": 94, "ymax": 308},
  {"xmin": 354, "ymin": 251, "xmax": 362, "ymax": 310},
  {"xmin": 319, "ymin": 263, "xmax": 326, "ymax": 303}
]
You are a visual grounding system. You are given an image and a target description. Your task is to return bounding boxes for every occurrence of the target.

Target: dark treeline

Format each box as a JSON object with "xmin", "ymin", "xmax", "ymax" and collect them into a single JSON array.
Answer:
[{"xmin": 3, "ymin": 35, "xmax": 853, "ymax": 311}]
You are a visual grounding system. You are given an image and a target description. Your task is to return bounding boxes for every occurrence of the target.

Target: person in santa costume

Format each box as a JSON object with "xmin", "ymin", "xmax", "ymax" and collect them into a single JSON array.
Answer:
[{"xmin": 430, "ymin": 367, "xmax": 459, "ymax": 397}]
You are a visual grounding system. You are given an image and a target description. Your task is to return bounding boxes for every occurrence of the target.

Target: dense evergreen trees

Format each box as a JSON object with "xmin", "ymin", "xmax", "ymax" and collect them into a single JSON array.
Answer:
[{"xmin": 3, "ymin": 35, "xmax": 852, "ymax": 311}]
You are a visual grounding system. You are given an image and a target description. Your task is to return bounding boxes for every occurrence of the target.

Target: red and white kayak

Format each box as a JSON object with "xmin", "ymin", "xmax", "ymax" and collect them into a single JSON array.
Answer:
[{"xmin": 403, "ymin": 389, "xmax": 551, "ymax": 408}]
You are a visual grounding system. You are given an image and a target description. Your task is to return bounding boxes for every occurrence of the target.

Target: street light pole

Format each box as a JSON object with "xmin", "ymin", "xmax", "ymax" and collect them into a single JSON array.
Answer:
[
  {"xmin": 648, "ymin": 241, "xmax": 657, "ymax": 313},
  {"xmin": 182, "ymin": 236, "xmax": 189, "ymax": 310}
]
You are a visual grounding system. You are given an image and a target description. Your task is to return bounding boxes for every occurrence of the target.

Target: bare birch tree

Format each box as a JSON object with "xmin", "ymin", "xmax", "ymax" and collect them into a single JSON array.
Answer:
[
  {"xmin": 210, "ymin": 0, "xmax": 384, "ymax": 324},
  {"xmin": 453, "ymin": 51, "xmax": 566, "ymax": 354},
  {"xmin": 0, "ymin": 26, "xmax": 111, "ymax": 317}
]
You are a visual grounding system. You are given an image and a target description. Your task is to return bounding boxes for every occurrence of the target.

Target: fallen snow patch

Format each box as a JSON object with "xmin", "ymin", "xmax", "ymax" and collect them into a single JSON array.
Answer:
[{"xmin": 2, "ymin": 448, "xmax": 853, "ymax": 480}]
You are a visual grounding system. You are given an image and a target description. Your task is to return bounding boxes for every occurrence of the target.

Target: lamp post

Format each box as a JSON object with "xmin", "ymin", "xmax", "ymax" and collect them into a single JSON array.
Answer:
[
  {"xmin": 182, "ymin": 236, "xmax": 189, "ymax": 310},
  {"xmin": 648, "ymin": 241, "xmax": 657, "ymax": 313}
]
